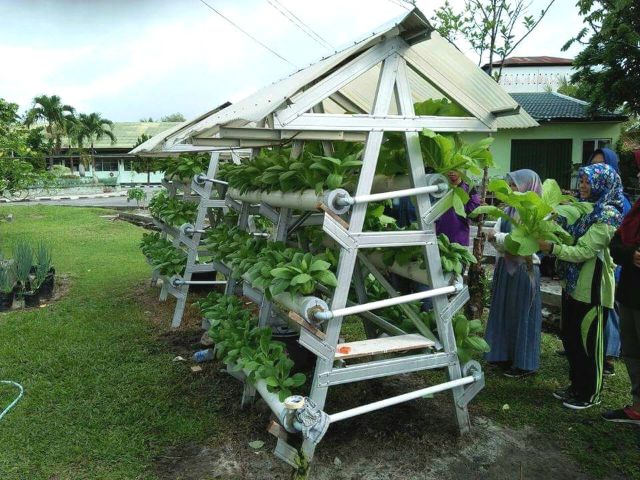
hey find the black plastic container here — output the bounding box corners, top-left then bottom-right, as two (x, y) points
(23, 291), (41, 308)
(0, 289), (15, 312)
(39, 268), (56, 299)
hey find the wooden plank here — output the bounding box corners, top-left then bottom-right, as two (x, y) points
(335, 334), (434, 360)
(288, 311), (326, 340)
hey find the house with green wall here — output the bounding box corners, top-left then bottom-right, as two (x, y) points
(465, 92), (627, 188)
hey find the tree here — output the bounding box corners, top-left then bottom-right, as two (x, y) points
(139, 117), (154, 122)
(160, 113), (186, 122)
(24, 94), (75, 169)
(563, 0), (640, 116)
(0, 98), (49, 198)
(74, 113), (116, 178)
(432, 0), (556, 80)
(555, 77), (589, 101)
(431, 0), (556, 317)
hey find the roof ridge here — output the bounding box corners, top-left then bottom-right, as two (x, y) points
(551, 91), (590, 106)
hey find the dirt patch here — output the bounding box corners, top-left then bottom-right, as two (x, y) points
(3, 274), (72, 313)
(138, 284), (610, 480)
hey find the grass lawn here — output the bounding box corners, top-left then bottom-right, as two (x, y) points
(0, 205), (638, 479)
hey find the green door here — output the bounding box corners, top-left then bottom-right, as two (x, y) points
(510, 139), (573, 188)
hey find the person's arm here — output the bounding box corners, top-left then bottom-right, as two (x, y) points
(464, 189), (481, 216)
(552, 223), (616, 264)
(609, 231), (637, 266)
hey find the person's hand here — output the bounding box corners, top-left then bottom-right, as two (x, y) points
(633, 250), (640, 269)
(538, 239), (553, 253)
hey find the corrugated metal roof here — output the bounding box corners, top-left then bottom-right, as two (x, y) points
(92, 121), (180, 148)
(510, 92), (627, 122)
(132, 8), (537, 155)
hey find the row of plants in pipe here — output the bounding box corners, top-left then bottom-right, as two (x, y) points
(162, 153), (211, 183)
(140, 232), (187, 276)
(0, 241), (54, 310)
(203, 224), (338, 298)
(219, 143), (363, 194)
(195, 292), (306, 401)
(363, 203), (477, 275)
(148, 190), (198, 228)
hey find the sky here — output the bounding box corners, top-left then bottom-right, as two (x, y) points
(0, 0), (585, 121)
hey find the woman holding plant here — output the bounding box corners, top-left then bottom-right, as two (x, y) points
(539, 163), (625, 410)
(485, 169), (543, 378)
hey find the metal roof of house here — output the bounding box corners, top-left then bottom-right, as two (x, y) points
(483, 56), (573, 68)
(132, 8), (537, 155)
(76, 121), (181, 149)
(510, 92), (628, 123)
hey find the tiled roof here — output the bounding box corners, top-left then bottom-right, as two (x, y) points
(484, 56), (573, 68)
(509, 92), (627, 123)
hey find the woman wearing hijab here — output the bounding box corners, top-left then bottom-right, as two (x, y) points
(590, 147), (633, 375)
(601, 157), (640, 425)
(485, 169), (543, 378)
(539, 163), (625, 410)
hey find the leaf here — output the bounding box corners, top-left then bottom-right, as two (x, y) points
(541, 178), (562, 207)
(291, 273), (313, 285)
(265, 376), (279, 387)
(464, 336), (491, 353)
(289, 372), (306, 387)
(249, 440), (265, 450)
(314, 269), (338, 287)
(271, 267), (294, 279)
(309, 259), (330, 272)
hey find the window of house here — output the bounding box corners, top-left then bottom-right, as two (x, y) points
(582, 139), (612, 164)
(94, 159), (119, 171)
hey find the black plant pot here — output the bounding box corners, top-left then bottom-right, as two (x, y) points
(0, 289), (15, 312)
(273, 329), (315, 372)
(39, 268), (56, 299)
(23, 290), (41, 308)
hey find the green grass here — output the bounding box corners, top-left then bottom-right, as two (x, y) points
(472, 332), (640, 479)
(0, 206), (221, 480)
(0, 205), (638, 479)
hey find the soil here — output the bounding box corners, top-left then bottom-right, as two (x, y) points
(140, 283), (610, 480)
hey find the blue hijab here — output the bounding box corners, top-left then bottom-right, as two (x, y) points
(561, 163), (625, 294)
(589, 148), (632, 215)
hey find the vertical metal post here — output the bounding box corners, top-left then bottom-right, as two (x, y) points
(394, 56), (470, 433)
(303, 52), (400, 459)
(170, 151), (221, 328)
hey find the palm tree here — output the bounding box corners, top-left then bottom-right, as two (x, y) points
(75, 113), (116, 178)
(24, 95), (75, 169)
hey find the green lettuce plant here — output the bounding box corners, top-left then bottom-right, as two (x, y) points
(471, 178), (593, 256)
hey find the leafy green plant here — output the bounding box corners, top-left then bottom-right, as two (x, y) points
(140, 232), (186, 276)
(199, 292), (306, 401)
(452, 313), (490, 363)
(0, 263), (15, 294)
(471, 178), (593, 256)
(13, 241), (33, 293)
(163, 153), (209, 182)
(127, 187), (146, 207)
(148, 190), (197, 227)
(32, 242), (52, 290)
(437, 234), (476, 275)
(268, 252), (337, 298)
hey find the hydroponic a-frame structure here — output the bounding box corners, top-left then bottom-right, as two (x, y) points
(133, 7), (536, 471)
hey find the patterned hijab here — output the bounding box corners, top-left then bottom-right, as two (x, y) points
(561, 163), (625, 294)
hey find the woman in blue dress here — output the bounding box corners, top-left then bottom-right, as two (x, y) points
(485, 169), (543, 378)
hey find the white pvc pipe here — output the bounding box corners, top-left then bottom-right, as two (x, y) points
(329, 375), (475, 423)
(346, 184), (445, 205)
(173, 280), (228, 286)
(314, 285), (458, 321)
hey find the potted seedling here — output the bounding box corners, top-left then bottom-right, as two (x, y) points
(0, 263), (16, 312)
(33, 242), (54, 300)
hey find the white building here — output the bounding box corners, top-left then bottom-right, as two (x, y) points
(483, 56), (574, 93)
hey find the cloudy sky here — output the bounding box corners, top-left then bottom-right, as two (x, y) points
(0, 0), (584, 121)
